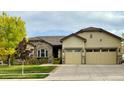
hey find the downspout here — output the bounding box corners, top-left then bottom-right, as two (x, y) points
(84, 41), (86, 64)
(81, 49), (83, 64)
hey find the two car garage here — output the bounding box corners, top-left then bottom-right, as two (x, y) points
(64, 48), (117, 65)
(61, 27), (122, 65)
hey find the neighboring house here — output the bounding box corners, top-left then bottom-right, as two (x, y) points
(61, 27), (123, 64)
(28, 36), (64, 63)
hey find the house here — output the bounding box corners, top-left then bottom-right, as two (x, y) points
(61, 27), (123, 64)
(28, 27), (123, 64)
(29, 36), (64, 62)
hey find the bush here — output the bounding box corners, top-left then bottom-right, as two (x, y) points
(39, 57), (48, 64)
(25, 57), (48, 65)
(0, 56), (7, 64)
(10, 56), (17, 65)
(53, 58), (62, 64)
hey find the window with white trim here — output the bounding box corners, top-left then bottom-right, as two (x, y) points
(37, 49), (48, 57)
(37, 50), (40, 57)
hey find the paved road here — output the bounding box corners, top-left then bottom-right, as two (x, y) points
(45, 65), (124, 81)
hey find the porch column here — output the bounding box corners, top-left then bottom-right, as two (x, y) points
(58, 49), (62, 58)
(62, 49), (65, 64)
(81, 42), (86, 64)
(83, 42), (86, 64)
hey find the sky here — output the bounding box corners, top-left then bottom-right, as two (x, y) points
(3, 11), (124, 37)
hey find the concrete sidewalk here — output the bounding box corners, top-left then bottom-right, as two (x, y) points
(45, 65), (124, 81)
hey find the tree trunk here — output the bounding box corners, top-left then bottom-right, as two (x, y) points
(7, 54), (11, 66)
(21, 59), (25, 75)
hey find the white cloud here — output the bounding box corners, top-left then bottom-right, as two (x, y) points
(5, 11), (124, 37)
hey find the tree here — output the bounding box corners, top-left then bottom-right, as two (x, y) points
(0, 12), (26, 66)
(16, 38), (30, 75)
(16, 37), (30, 60)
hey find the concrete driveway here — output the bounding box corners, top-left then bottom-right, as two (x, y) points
(45, 65), (124, 81)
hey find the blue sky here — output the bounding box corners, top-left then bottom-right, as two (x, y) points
(3, 11), (124, 37)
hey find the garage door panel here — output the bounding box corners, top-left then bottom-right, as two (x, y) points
(86, 51), (116, 65)
(86, 52), (100, 64)
(100, 52), (116, 64)
(65, 52), (81, 64)
(64, 49), (82, 64)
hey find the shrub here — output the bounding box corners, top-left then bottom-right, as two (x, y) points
(25, 57), (48, 65)
(39, 57), (48, 64)
(10, 56), (17, 65)
(25, 57), (37, 65)
(53, 58), (62, 64)
(0, 56), (7, 64)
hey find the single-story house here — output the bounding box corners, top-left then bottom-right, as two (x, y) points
(28, 27), (123, 64)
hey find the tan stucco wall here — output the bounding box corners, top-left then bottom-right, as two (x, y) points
(77, 31), (121, 48)
(62, 36), (85, 49)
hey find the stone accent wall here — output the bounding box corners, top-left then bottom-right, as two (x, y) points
(30, 41), (53, 63)
(26, 44), (35, 50)
(26, 44), (35, 57)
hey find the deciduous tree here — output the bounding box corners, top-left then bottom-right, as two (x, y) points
(0, 12), (26, 66)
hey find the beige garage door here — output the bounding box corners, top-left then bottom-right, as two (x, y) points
(86, 48), (117, 65)
(65, 49), (82, 64)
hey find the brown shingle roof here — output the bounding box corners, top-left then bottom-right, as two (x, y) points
(76, 27), (123, 40)
(29, 36), (65, 45)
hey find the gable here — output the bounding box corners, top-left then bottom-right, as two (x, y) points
(76, 27), (123, 40)
(62, 35), (85, 48)
(77, 31), (122, 48)
(61, 33), (86, 42)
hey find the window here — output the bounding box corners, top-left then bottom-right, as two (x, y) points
(37, 49), (48, 58)
(46, 50), (48, 57)
(90, 34), (93, 38)
(41, 49), (45, 57)
(86, 49), (100, 52)
(101, 49), (108, 52)
(74, 49), (81, 52)
(66, 49), (73, 52)
(86, 49), (92, 52)
(109, 48), (116, 52)
(37, 50), (40, 57)
(94, 49), (100, 52)
(65, 49), (81, 52)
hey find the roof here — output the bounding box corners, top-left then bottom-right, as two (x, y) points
(60, 33), (87, 42)
(76, 27), (123, 40)
(27, 42), (36, 47)
(29, 36), (65, 46)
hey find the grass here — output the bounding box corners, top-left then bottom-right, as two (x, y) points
(0, 65), (57, 79)
(0, 74), (49, 79)
(0, 65), (57, 74)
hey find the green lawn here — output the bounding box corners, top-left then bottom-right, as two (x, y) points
(0, 74), (49, 79)
(0, 65), (56, 74)
(0, 65), (56, 79)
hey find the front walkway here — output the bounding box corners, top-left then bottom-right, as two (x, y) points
(44, 64), (124, 81)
